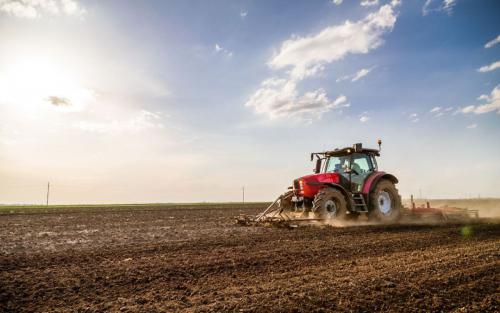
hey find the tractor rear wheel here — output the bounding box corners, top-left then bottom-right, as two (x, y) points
(369, 179), (402, 223)
(312, 188), (347, 220)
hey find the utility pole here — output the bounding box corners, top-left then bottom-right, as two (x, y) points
(46, 182), (50, 206)
(242, 186), (245, 204)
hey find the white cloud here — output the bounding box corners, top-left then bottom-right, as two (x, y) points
(359, 114), (370, 122)
(430, 106), (441, 113)
(245, 78), (349, 120)
(361, 0), (379, 7)
(268, 4), (398, 80)
(409, 113), (419, 123)
(466, 123), (477, 129)
(477, 94), (488, 101)
(460, 85), (500, 115)
(332, 0), (343, 5)
(422, 0), (456, 16)
(214, 43), (233, 58)
(240, 10), (247, 19)
(73, 110), (165, 134)
(0, 0), (84, 18)
(246, 3), (399, 120)
(477, 60), (500, 73)
(484, 35), (500, 49)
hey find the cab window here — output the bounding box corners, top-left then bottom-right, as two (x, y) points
(325, 156), (349, 173)
(351, 153), (372, 174)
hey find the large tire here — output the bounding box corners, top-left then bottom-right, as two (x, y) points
(369, 179), (402, 223)
(312, 188), (347, 220)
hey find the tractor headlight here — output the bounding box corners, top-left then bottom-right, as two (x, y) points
(299, 180), (304, 189)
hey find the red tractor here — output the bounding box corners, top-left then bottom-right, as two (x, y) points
(237, 141), (478, 227)
(241, 140), (403, 225)
(282, 140), (401, 222)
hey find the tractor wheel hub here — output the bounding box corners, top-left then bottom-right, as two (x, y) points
(325, 199), (338, 217)
(378, 191), (392, 215)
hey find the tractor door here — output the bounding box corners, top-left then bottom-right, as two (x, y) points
(349, 153), (374, 192)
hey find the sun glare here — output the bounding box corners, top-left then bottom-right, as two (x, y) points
(0, 54), (93, 115)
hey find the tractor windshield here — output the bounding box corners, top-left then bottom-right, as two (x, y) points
(325, 153), (377, 174)
(325, 156), (350, 174)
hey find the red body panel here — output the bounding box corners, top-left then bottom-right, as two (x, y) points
(295, 171), (387, 199)
(362, 171), (386, 195)
(296, 173), (340, 198)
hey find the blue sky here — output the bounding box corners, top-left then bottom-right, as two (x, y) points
(0, 0), (499, 203)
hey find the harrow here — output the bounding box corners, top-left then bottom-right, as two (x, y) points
(236, 194), (479, 228)
(235, 193), (323, 228)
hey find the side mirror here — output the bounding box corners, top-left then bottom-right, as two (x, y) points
(314, 158), (322, 174)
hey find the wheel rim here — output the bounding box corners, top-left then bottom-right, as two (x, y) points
(324, 199), (338, 218)
(378, 191), (392, 215)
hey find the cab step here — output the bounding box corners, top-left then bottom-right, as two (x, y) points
(352, 193), (368, 212)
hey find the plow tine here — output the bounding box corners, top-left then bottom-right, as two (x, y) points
(255, 196), (281, 221)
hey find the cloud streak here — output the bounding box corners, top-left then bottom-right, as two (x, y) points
(361, 0), (379, 7)
(460, 85), (500, 115)
(214, 43), (233, 58)
(477, 60), (500, 73)
(484, 35), (500, 49)
(73, 110), (165, 134)
(336, 67), (373, 82)
(422, 0), (456, 16)
(409, 113), (419, 123)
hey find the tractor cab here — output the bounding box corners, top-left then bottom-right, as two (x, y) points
(313, 143), (380, 193)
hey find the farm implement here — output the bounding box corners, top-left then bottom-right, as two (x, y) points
(237, 141), (479, 227)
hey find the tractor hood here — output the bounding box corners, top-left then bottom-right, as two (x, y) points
(294, 172), (340, 198)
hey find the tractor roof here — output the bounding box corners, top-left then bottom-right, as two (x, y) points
(324, 147), (380, 157)
(310, 143), (380, 160)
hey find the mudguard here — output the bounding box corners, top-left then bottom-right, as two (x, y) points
(362, 171), (398, 195)
(307, 181), (354, 212)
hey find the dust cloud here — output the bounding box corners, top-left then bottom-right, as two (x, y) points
(406, 198), (500, 218)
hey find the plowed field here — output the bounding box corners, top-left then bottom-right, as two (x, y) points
(1, 204), (499, 312)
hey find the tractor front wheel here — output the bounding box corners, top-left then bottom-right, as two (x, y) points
(369, 179), (402, 223)
(312, 188), (347, 220)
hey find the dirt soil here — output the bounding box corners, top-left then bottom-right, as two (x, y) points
(1, 204), (499, 312)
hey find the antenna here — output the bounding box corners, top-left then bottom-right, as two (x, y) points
(242, 186), (245, 204)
